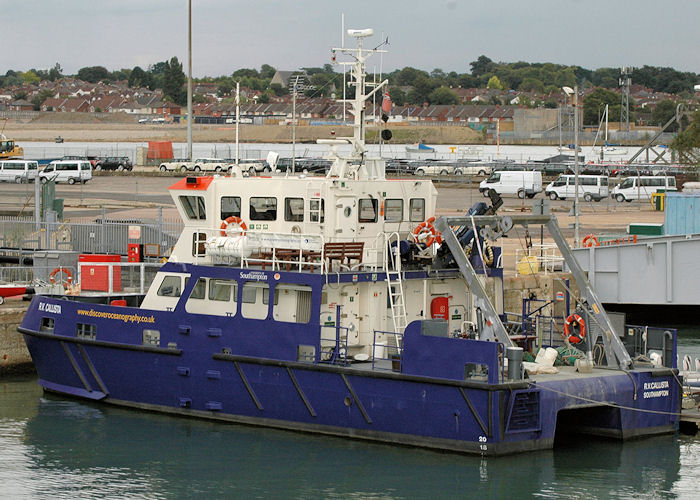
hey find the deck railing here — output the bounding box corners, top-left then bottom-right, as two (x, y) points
(371, 330), (404, 372)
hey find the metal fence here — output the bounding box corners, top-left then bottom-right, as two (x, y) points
(0, 214), (183, 256)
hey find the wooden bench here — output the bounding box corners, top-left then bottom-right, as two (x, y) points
(322, 241), (364, 271)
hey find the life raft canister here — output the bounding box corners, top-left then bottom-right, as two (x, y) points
(413, 216), (442, 247)
(220, 216), (247, 236)
(564, 313), (586, 344)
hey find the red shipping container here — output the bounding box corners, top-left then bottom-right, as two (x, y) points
(79, 254), (122, 292)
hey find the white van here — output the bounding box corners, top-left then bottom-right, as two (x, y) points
(611, 176), (676, 202)
(39, 160), (93, 184)
(0, 160), (39, 183)
(479, 170), (542, 198)
(545, 175), (609, 202)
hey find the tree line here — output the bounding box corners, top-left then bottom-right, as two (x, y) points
(2, 55), (697, 127)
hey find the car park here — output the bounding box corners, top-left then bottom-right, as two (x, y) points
(94, 156), (133, 171)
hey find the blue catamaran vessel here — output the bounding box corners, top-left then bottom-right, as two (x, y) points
(19, 29), (680, 455)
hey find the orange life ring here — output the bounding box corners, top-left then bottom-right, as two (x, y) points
(582, 234), (599, 248)
(413, 217), (442, 247)
(564, 313), (586, 344)
(49, 267), (72, 287)
(220, 216), (247, 236)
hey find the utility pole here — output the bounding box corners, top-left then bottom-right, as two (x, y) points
(235, 81), (240, 166)
(291, 76), (301, 174)
(619, 67), (631, 134)
(186, 0), (193, 160)
(574, 85), (580, 248)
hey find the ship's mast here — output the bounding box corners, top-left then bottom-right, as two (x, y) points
(331, 29), (388, 160)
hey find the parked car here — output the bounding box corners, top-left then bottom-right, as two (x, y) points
(40, 160), (92, 184)
(545, 175), (609, 202)
(611, 176), (677, 202)
(479, 170), (542, 198)
(453, 162), (491, 176)
(95, 156), (133, 171)
(62, 155), (100, 168)
(159, 159), (194, 172)
(0, 160), (39, 183)
(413, 160), (455, 176)
(192, 158), (231, 172)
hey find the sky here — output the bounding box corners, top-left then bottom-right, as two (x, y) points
(2, 0), (699, 78)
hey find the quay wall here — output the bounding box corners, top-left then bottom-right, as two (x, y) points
(0, 304), (33, 375)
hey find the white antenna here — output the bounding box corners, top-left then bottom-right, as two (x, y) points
(331, 27), (388, 159)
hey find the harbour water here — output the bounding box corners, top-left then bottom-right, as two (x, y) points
(2, 330), (699, 499)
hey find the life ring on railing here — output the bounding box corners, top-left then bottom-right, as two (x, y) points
(564, 313), (586, 344)
(481, 241), (494, 266)
(220, 216), (247, 236)
(582, 234), (599, 248)
(413, 217), (442, 247)
(49, 267), (72, 287)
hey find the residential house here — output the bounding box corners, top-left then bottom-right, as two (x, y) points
(9, 99), (34, 111)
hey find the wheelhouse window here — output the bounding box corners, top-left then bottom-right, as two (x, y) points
(250, 197), (277, 221)
(384, 199), (403, 222)
(284, 197), (304, 222)
(221, 196), (241, 219)
(180, 195), (206, 220)
(157, 275), (182, 297)
(409, 198), (425, 222)
(358, 198), (378, 223)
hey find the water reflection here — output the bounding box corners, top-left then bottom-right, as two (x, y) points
(1, 376), (698, 499)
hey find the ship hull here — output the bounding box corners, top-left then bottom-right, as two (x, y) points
(20, 294), (679, 456)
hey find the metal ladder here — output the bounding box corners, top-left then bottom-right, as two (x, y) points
(385, 234), (407, 333)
